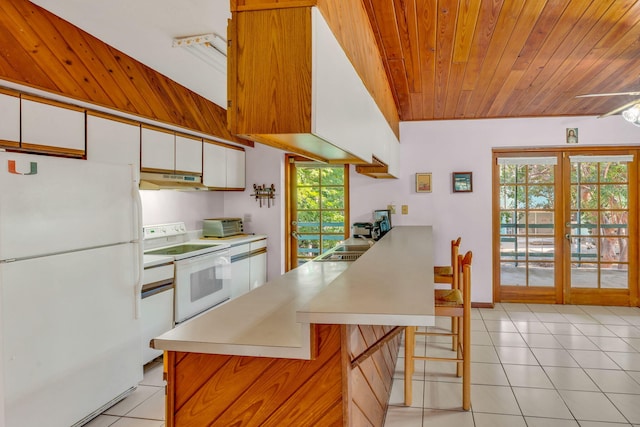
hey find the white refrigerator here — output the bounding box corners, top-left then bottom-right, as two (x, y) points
(0, 151), (144, 427)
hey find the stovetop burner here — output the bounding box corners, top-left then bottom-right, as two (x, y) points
(145, 243), (222, 256)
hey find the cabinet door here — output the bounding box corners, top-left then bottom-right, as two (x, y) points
(0, 92), (20, 147)
(202, 142), (227, 187)
(141, 288), (174, 364)
(21, 98), (85, 155)
(231, 257), (251, 298)
(87, 115), (141, 181)
(250, 252), (267, 290)
(226, 147), (246, 189)
(175, 135), (202, 174)
(141, 127), (175, 171)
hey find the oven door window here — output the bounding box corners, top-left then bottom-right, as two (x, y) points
(190, 267), (223, 302)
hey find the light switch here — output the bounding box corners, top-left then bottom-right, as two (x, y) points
(387, 204), (396, 214)
(401, 205), (408, 215)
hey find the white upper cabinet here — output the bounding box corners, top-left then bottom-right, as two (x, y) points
(226, 147), (246, 189)
(86, 114), (141, 181)
(175, 135), (202, 174)
(141, 127), (175, 172)
(21, 97), (85, 155)
(0, 92), (20, 146)
(142, 128), (203, 174)
(202, 142), (226, 188)
(202, 141), (245, 189)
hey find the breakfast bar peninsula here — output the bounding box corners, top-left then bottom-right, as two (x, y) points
(151, 226), (435, 426)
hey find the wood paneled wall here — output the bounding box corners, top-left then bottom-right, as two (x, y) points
(0, 0), (249, 146)
(164, 323), (402, 426)
(345, 325), (402, 426)
(166, 324), (345, 426)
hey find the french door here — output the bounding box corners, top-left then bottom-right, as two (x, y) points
(493, 148), (638, 306)
(285, 155), (349, 270)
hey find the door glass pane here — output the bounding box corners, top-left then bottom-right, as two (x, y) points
(571, 162), (598, 183)
(601, 265), (628, 289)
(528, 185), (554, 208)
(498, 161), (556, 289)
(529, 262), (554, 287)
(571, 264), (598, 288)
(292, 164), (347, 266)
(501, 262), (526, 286)
(528, 164), (554, 183)
(599, 185), (628, 209)
(570, 159), (629, 290)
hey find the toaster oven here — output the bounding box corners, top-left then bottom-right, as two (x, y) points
(203, 218), (244, 238)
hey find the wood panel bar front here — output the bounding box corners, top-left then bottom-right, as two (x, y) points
(163, 323), (402, 426)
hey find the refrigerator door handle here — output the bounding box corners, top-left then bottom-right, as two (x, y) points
(132, 171), (144, 319)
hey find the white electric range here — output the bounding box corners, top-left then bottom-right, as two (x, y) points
(143, 222), (231, 323)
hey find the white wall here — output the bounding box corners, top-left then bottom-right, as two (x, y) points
(140, 115), (639, 301)
(140, 190), (224, 231)
(223, 144), (287, 280)
(351, 115), (640, 304)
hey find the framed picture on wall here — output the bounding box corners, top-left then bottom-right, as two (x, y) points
(416, 173), (432, 193)
(452, 172), (473, 193)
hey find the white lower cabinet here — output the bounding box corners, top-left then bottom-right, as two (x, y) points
(231, 257), (251, 298)
(230, 239), (267, 298)
(141, 287), (174, 364)
(249, 240), (267, 290)
(250, 251), (267, 290)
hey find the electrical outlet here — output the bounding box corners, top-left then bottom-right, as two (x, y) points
(401, 205), (408, 215)
(387, 204), (396, 214)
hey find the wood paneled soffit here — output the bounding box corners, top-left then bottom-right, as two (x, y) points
(232, 0), (400, 138)
(0, 0), (250, 146)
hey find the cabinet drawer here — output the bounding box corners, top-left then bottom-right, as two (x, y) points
(230, 243), (251, 257)
(250, 239), (267, 251)
(144, 264), (174, 285)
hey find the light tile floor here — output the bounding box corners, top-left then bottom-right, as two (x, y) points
(385, 303), (640, 427)
(84, 303), (640, 426)
(84, 361), (165, 427)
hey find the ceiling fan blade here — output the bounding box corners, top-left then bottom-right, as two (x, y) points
(577, 91), (640, 98)
(598, 98), (640, 118)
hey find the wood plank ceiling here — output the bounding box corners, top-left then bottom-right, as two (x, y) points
(363, 0), (640, 121)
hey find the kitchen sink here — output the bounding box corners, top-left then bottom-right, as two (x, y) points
(316, 251), (364, 262)
(333, 244), (372, 252)
(314, 242), (371, 262)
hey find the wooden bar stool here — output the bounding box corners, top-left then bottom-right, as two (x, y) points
(433, 237), (461, 285)
(404, 251), (472, 410)
(433, 237), (461, 351)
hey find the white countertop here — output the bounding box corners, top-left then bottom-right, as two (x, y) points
(143, 254), (174, 268)
(152, 226), (434, 360)
(198, 234), (267, 246)
(296, 226), (435, 325)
